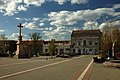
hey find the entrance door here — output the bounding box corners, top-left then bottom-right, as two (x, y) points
(78, 49), (81, 55)
(60, 49), (64, 54)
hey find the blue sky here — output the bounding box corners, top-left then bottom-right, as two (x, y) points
(0, 0), (120, 40)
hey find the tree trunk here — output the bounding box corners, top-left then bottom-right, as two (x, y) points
(112, 42), (115, 58)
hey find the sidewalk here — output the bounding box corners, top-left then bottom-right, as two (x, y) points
(89, 61), (120, 80)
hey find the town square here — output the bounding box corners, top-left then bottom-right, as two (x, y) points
(0, 0), (120, 80)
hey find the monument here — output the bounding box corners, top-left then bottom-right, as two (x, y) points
(16, 23), (24, 58)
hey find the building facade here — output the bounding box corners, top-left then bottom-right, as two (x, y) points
(71, 30), (102, 55)
(0, 40), (17, 57)
(43, 40), (71, 55)
(21, 40), (43, 57)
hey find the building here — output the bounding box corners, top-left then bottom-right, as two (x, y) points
(71, 30), (102, 55)
(21, 40), (43, 57)
(0, 40), (17, 57)
(43, 40), (71, 55)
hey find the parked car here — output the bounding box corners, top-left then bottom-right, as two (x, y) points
(93, 52), (108, 63)
(56, 53), (70, 58)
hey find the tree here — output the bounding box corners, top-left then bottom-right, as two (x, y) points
(0, 34), (7, 40)
(29, 33), (41, 41)
(111, 27), (120, 57)
(115, 34), (120, 53)
(0, 34), (8, 56)
(48, 39), (56, 56)
(29, 33), (42, 57)
(101, 22), (120, 58)
(101, 25), (112, 54)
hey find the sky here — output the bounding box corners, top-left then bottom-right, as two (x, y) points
(0, 0), (120, 40)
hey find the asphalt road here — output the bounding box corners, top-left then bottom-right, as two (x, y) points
(0, 55), (93, 80)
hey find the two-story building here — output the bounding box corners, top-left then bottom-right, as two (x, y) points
(43, 40), (71, 55)
(71, 30), (102, 55)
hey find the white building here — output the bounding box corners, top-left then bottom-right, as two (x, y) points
(43, 40), (71, 55)
(71, 30), (102, 55)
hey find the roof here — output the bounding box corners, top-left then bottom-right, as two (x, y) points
(43, 40), (71, 44)
(71, 29), (102, 37)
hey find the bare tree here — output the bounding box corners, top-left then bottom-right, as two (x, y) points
(111, 27), (120, 57)
(29, 33), (42, 57)
(102, 25), (112, 54)
(0, 34), (8, 56)
(29, 33), (41, 41)
(101, 22), (120, 58)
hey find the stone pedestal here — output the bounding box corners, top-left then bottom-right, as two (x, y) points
(16, 41), (23, 58)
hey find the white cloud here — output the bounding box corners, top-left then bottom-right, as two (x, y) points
(99, 22), (107, 30)
(111, 20), (120, 27)
(23, 22), (38, 30)
(8, 33), (19, 40)
(113, 12), (120, 16)
(42, 28), (68, 40)
(83, 21), (99, 30)
(32, 17), (40, 21)
(71, 0), (89, 4)
(48, 11), (77, 27)
(48, 8), (114, 27)
(0, 0), (115, 16)
(15, 17), (46, 30)
(0, 27), (5, 32)
(15, 17), (40, 22)
(99, 20), (120, 31)
(42, 26), (79, 40)
(0, 0), (45, 16)
(15, 17), (21, 20)
(24, 0), (45, 6)
(22, 22), (44, 30)
(0, 29), (5, 32)
(39, 23), (44, 26)
(113, 4), (120, 9)
(55, 0), (89, 4)
(17, 5), (27, 11)
(8, 33), (28, 40)
(55, 0), (67, 5)
(49, 27), (53, 30)
(4, 1), (18, 16)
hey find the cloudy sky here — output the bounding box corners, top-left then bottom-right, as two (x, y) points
(0, 0), (120, 40)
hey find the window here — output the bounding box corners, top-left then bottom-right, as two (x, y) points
(45, 49), (48, 52)
(95, 42), (98, 45)
(73, 43), (75, 45)
(83, 40), (86, 45)
(89, 41), (92, 45)
(73, 49), (75, 53)
(79, 41), (81, 45)
(66, 48), (70, 51)
(56, 49), (58, 53)
(89, 49), (92, 51)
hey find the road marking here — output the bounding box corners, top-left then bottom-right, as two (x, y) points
(0, 58), (72, 79)
(0, 60), (45, 67)
(77, 59), (93, 80)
